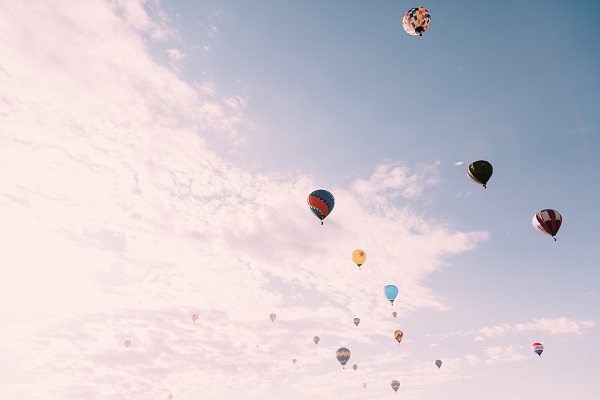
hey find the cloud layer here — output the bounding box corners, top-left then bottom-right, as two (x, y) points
(1, 2), (593, 400)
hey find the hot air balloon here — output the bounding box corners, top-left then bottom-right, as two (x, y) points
(307, 189), (335, 225)
(292, 359), (297, 364)
(532, 342), (544, 357)
(402, 6), (430, 36)
(394, 330), (404, 344)
(313, 336), (320, 346)
(352, 249), (366, 269)
(168, 395), (173, 400)
(467, 160), (493, 188)
(269, 313), (276, 323)
(363, 383), (367, 389)
(124, 340), (131, 348)
(392, 312), (397, 318)
(435, 359), (442, 369)
(336, 347), (351, 368)
(391, 380), (400, 393)
(191, 314), (198, 322)
(353, 317), (361, 327)
(353, 364), (358, 371)
(532, 209), (562, 241)
(384, 285), (399, 305)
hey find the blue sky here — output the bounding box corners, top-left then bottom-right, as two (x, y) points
(1, 1), (599, 399)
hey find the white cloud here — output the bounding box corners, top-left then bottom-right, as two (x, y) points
(167, 48), (186, 62)
(484, 345), (528, 364)
(440, 317), (595, 342)
(351, 163), (439, 208)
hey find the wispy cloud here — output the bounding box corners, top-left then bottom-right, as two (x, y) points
(167, 48), (186, 62)
(440, 317), (595, 342)
(484, 345), (528, 364)
(351, 163), (439, 207)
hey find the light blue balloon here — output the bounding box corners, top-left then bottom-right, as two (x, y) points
(384, 285), (398, 305)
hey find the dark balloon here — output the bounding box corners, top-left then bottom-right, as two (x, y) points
(467, 160), (493, 188)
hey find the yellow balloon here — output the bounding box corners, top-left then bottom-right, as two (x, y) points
(352, 249), (367, 268)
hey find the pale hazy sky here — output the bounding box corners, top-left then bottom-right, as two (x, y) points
(1, 1), (599, 399)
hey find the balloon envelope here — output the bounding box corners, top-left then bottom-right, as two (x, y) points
(352, 249), (366, 268)
(394, 330), (404, 344)
(363, 383), (367, 389)
(336, 347), (351, 368)
(168, 395), (173, 400)
(392, 312), (397, 318)
(384, 285), (399, 305)
(353, 364), (358, 371)
(292, 359), (297, 364)
(467, 160), (493, 188)
(313, 336), (320, 345)
(191, 314), (198, 322)
(402, 6), (430, 36)
(435, 359), (442, 368)
(124, 340), (131, 348)
(391, 380), (400, 392)
(532, 342), (544, 357)
(269, 313), (276, 322)
(307, 189), (335, 223)
(353, 317), (360, 326)
(532, 209), (562, 240)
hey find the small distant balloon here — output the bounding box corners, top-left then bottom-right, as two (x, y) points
(392, 311), (397, 318)
(124, 340), (131, 348)
(313, 336), (320, 345)
(391, 380), (400, 393)
(168, 395), (173, 400)
(352, 249), (366, 269)
(394, 330), (404, 344)
(532, 342), (544, 357)
(292, 359), (297, 364)
(353, 364), (358, 371)
(353, 317), (360, 327)
(336, 347), (351, 368)
(384, 285), (399, 305)
(467, 160), (493, 188)
(191, 314), (198, 322)
(269, 313), (276, 323)
(363, 383), (367, 389)
(435, 359), (442, 369)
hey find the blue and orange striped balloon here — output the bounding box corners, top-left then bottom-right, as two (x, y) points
(307, 189), (335, 224)
(335, 347), (351, 368)
(391, 380), (400, 392)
